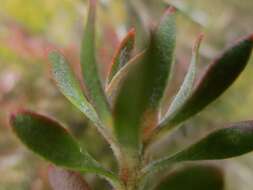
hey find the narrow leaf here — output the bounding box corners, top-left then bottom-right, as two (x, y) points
(166, 34), (203, 119)
(156, 164), (224, 190)
(145, 7), (176, 110)
(81, 0), (112, 126)
(144, 121), (253, 173)
(142, 7), (177, 139)
(106, 51), (144, 105)
(113, 60), (144, 151)
(113, 8), (176, 150)
(107, 28), (135, 83)
(159, 34), (253, 129)
(48, 51), (101, 128)
(48, 166), (91, 190)
(10, 110), (119, 184)
(49, 51), (122, 165)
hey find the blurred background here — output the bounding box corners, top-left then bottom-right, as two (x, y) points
(0, 0), (252, 189)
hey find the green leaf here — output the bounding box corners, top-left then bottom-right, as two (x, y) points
(107, 28), (135, 83)
(165, 34), (203, 120)
(80, 0), (112, 126)
(49, 51), (122, 165)
(156, 164), (224, 190)
(10, 110), (119, 185)
(145, 7), (176, 110)
(48, 51), (101, 129)
(159, 34), (253, 129)
(113, 8), (176, 150)
(106, 51), (144, 105)
(113, 59), (144, 151)
(48, 166), (92, 190)
(144, 120), (253, 173)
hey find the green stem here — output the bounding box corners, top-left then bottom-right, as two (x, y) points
(117, 148), (143, 190)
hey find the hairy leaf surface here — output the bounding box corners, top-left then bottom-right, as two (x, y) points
(49, 52), (101, 128)
(166, 34), (203, 120)
(80, 0), (112, 126)
(10, 110), (118, 182)
(144, 121), (253, 173)
(159, 34), (253, 129)
(107, 28), (135, 83)
(114, 9), (176, 150)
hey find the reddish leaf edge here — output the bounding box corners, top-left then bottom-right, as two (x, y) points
(166, 32), (253, 126)
(162, 6), (176, 19)
(9, 108), (70, 134)
(146, 32), (253, 152)
(193, 33), (204, 52)
(107, 28), (136, 83)
(110, 28), (135, 65)
(211, 32), (253, 62)
(149, 6), (176, 33)
(10, 109), (124, 189)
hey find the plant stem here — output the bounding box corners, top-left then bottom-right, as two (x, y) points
(117, 149), (142, 190)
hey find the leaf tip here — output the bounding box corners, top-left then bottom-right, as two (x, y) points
(233, 33), (253, 46)
(48, 50), (57, 55)
(122, 28), (136, 45)
(9, 108), (30, 130)
(47, 50), (63, 66)
(44, 46), (57, 58)
(193, 33), (204, 52)
(160, 6), (176, 24)
(9, 108), (26, 121)
(10, 110), (70, 136)
(164, 6), (177, 15)
(128, 28), (136, 38)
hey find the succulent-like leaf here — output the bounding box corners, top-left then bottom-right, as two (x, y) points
(142, 7), (177, 139)
(48, 166), (91, 190)
(48, 51), (101, 128)
(113, 60), (144, 151)
(144, 121), (253, 173)
(156, 164), (224, 190)
(145, 7), (176, 110)
(159, 34), (253, 129)
(106, 51), (144, 105)
(80, 0), (112, 126)
(107, 28), (135, 83)
(49, 51), (122, 164)
(166, 34), (203, 120)
(10, 110), (119, 184)
(113, 8), (176, 150)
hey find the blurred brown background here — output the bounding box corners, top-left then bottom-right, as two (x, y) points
(0, 0), (252, 189)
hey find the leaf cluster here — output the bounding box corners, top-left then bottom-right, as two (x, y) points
(10, 0), (253, 189)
